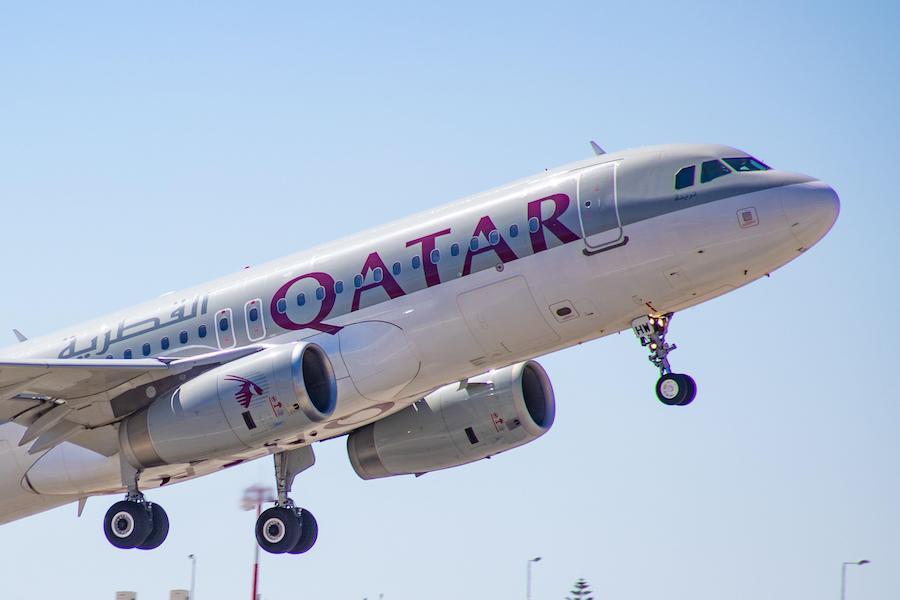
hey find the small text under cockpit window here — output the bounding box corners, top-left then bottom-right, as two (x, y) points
(700, 160), (731, 183)
(723, 157), (770, 172)
(675, 166), (695, 190)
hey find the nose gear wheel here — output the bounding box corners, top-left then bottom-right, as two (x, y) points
(632, 313), (697, 406)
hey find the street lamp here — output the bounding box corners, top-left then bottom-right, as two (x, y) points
(242, 484), (274, 600)
(187, 554), (196, 600)
(841, 559), (870, 600)
(526, 557), (542, 600)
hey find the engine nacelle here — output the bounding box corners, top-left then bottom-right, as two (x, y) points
(120, 342), (336, 468)
(347, 361), (555, 479)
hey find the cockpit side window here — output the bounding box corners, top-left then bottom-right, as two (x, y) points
(675, 166), (695, 190)
(723, 157), (770, 172)
(700, 160), (732, 183)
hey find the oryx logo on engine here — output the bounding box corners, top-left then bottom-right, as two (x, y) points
(224, 375), (263, 409)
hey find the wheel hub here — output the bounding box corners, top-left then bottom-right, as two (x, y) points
(112, 512), (134, 538)
(659, 378), (680, 400)
(263, 518), (286, 543)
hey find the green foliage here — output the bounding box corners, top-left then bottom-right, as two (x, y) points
(565, 577), (594, 600)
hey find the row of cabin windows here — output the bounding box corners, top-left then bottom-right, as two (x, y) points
(119, 323), (209, 358)
(674, 157), (770, 190)
(121, 218), (551, 354)
(269, 220), (545, 314)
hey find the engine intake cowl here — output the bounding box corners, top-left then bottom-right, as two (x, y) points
(347, 361), (555, 479)
(120, 342), (336, 468)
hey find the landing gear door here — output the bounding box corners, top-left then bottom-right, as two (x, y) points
(577, 162), (623, 250)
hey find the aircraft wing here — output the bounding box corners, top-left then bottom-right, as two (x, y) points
(0, 346), (267, 456)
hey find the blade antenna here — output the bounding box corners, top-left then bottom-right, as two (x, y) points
(590, 140), (606, 156)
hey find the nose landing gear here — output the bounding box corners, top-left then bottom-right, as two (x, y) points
(255, 446), (319, 555)
(632, 313), (697, 406)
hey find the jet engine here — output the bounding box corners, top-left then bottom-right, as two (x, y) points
(119, 342), (336, 468)
(347, 361), (555, 479)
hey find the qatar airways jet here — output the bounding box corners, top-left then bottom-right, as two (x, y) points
(0, 143), (838, 554)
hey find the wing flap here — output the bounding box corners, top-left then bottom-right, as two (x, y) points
(18, 404), (72, 446)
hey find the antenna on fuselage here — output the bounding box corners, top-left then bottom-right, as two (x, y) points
(590, 140), (606, 156)
(12, 329), (26, 342)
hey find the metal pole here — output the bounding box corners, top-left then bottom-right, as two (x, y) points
(526, 557), (541, 600)
(252, 501), (261, 600)
(526, 561), (532, 600)
(188, 554), (196, 600)
(841, 563), (847, 600)
(243, 485), (273, 600)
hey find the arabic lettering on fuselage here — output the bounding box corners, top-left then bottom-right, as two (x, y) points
(58, 295), (208, 359)
(58, 193), (581, 357)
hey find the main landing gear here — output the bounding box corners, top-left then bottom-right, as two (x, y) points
(255, 446), (319, 555)
(103, 468), (169, 550)
(632, 313), (697, 406)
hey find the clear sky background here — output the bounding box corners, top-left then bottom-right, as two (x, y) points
(0, 2), (898, 599)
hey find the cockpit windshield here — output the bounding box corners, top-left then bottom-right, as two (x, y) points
(723, 157), (770, 172)
(673, 155), (772, 190)
(700, 159), (731, 183)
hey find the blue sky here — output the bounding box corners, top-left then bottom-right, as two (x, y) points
(1, 1), (898, 599)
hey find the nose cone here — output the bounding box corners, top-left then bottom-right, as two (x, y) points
(782, 180), (840, 249)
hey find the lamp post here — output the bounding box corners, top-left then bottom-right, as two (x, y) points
(841, 559), (870, 600)
(242, 485), (274, 600)
(187, 554), (196, 600)
(526, 556), (541, 600)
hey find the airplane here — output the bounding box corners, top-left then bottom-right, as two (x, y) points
(0, 143), (839, 554)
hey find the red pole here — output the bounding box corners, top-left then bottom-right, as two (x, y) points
(251, 501), (261, 600)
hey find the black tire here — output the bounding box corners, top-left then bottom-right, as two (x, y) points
(137, 503), (170, 550)
(656, 373), (690, 406)
(256, 507), (302, 554)
(104, 501), (153, 549)
(287, 508), (318, 555)
(678, 374), (697, 406)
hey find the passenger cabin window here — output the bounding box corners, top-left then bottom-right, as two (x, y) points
(315, 286), (325, 300)
(411, 255), (421, 269)
(430, 249), (440, 264)
(296, 293), (306, 306)
(392, 261), (402, 275)
(161, 337), (170, 350)
(179, 330), (189, 344)
(450, 243), (460, 256)
(469, 237), (480, 251)
(124, 349), (132, 359)
(723, 157), (770, 172)
(509, 224), (519, 238)
(198, 324), (207, 338)
(353, 274), (364, 288)
(488, 230), (500, 246)
(334, 280), (344, 294)
(142, 343), (151, 356)
(700, 160), (732, 183)
(373, 267), (383, 283)
(528, 217), (540, 233)
(675, 166), (695, 190)
(248, 307), (259, 322)
(219, 316), (229, 332)
(276, 298), (287, 314)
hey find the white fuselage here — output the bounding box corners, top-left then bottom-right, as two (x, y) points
(0, 143), (839, 524)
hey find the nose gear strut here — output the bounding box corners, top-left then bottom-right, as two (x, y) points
(632, 313), (697, 406)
